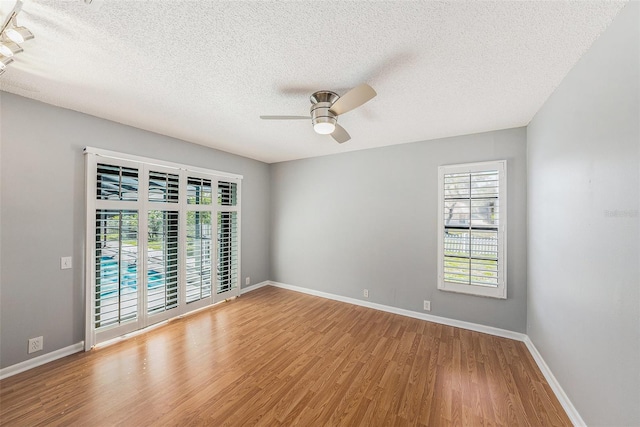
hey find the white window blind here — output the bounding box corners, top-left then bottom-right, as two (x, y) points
(186, 210), (212, 303)
(217, 211), (238, 294)
(187, 177), (212, 205)
(94, 209), (139, 328)
(218, 181), (237, 206)
(147, 210), (179, 314)
(149, 171), (179, 203)
(438, 161), (506, 299)
(97, 163), (138, 201)
(217, 181), (238, 294)
(185, 175), (214, 304)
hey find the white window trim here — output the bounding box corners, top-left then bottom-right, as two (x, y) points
(437, 160), (507, 299)
(84, 147), (242, 349)
(83, 147), (243, 180)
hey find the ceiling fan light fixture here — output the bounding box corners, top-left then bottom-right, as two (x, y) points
(310, 93), (339, 135)
(313, 120), (336, 135)
(0, 1), (34, 77)
(0, 41), (23, 57)
(0, 54), (14, 74)
(4, 26), (33, 44)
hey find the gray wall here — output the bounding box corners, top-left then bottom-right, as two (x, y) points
(0, 93), (271, 369)
(527, 2), (639, 425)
(271, 127), (527, 332)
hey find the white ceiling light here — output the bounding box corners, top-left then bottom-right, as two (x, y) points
(313, 121), (336, 135)
(0, 0), (33, 76)
(0, 54), (14, 76)
(0, 40), (23, 57)
(4, 26), (33, 44)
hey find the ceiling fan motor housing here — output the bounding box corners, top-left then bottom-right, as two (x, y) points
(310, 91), (339, 131)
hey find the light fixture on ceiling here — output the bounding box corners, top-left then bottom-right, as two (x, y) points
(0, 0), (33, 76)
(310, 91), (338, 135)
(5, 26), (33, 44)
(0, 40), (23, 57)
(0, 54), (14, 73)
(313, 120), (336, 135)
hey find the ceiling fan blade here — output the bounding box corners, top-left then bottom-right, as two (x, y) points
(331, 124), (351, 144)
(329, 84), (377, 116)
(260, 115), (310, 120)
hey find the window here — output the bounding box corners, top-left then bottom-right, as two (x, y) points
(96, 163), (138, 201)
(186, 210), (212, 303)
(148, 171), (179, 203)
(85, 148), (242, 348)
(217, 181), (238, 294)
(94, 209), (139, 328)
(217, 212), (238, 294)
(437, 160), (506, 299)
(147, 210), (179, 314)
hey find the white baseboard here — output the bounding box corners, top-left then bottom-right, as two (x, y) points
(240, 280), (271, 295)
(268, 281), (526, 341)
(267, 280), (583, 426)
(523, 336), (585, 427)
(0, 342), (84, 380)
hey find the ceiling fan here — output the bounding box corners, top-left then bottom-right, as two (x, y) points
(260, 83), (377, 144)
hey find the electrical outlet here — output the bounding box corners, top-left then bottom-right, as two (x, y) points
(363, 289), (369, 298)
(245, 277), (250, 286)
(61, 256), (72, 270)
(28, 336), (43, 354)
(423, 300), (431, 311)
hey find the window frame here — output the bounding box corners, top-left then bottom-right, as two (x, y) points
(437, 160), (507, 299)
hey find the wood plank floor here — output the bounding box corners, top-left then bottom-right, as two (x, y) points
(0, 286), (571, 426)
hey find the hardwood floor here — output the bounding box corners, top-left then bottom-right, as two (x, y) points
(0, 286), (571, 426)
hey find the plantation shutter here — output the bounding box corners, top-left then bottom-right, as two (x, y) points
(147, 211), (179, 313)
(147, 170), (180, 313)
(438, 161), (506, 299)
(443, 170), (500, 286)
(185, 176), (213, 303)
(97, 163), (138, 201)
(217, 182), (238, 294)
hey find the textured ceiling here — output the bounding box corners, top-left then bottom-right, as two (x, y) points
(0, 0), (628, 163)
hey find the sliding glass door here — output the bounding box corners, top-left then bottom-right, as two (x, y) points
(85, 150), (241, 348)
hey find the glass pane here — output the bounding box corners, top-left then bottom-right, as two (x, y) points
(218, 181), (237, 206)
(443, 229), (499, 287)
(444, 256), (470, 284)
(470, 199), (499, 227)
(444, 229), (469, 258)
(97, 164), (138, 201)
(444, 173), (470, 199)
(217, 211), (238, 294)
(95, 210), (138, 329)
(186, 211), (212, 303)
(148, 211), (179, 314)
(149, 171), (179, 203)
(187, 177), (212, 205)
(470, 170), (499, 198)
(470, 230), (498, 287)
(470, 258), (499, 286)
(470, 230), (498, 259)
(443, 200), (469, 227)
